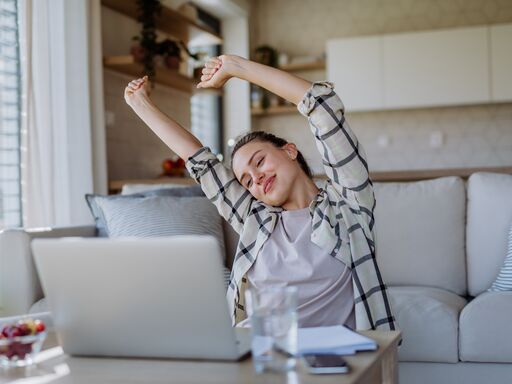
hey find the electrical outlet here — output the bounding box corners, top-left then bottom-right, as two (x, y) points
(377, 134), (390, 148)
(429, 131), (443, 148)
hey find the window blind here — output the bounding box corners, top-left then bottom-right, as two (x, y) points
(0, 0), (21, 228)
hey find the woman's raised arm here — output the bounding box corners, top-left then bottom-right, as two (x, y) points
(124, 76), (202, 161)
(197, 55), (311, 106)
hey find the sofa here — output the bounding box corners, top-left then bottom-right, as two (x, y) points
(1, 172), (511, 384)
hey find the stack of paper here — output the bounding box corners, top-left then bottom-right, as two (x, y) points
(297, 325), (377, 355)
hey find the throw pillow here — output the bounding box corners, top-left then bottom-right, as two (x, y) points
(488, 221), (512, 291)
(85, 185), (205, 237)
(93, 195), (225, 257)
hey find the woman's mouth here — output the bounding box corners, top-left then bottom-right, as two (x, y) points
(264, 176), (275, 194)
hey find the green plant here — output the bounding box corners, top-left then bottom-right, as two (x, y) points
(136, 0), (162, 79)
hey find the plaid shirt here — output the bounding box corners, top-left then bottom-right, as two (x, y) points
(186, 81), (399, 332)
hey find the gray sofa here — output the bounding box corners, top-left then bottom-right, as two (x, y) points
(1, 172), (511, 384)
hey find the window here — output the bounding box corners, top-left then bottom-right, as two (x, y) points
(189, 8), (223, 159)
(0, 0), (21, 228)
(191, 44), (223, 157)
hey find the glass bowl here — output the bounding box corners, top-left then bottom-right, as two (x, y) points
(0, 331), (47, 367)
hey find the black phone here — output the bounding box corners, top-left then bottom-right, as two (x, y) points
(303, 353), (350, 374)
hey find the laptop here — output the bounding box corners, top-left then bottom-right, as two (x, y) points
(31, 236), (251, 361)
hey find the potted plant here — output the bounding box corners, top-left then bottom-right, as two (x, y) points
(135, 0), (161, 79)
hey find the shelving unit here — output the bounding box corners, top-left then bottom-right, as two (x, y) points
(251, 59), (325, 117)
(101, 0), (222, 46)
(101, 0), (222, 92)
(103, 55), (196, 93)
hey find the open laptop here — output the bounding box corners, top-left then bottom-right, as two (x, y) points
(31, 236), (251, 361)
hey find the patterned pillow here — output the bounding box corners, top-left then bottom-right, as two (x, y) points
(86, 193), (231, 289)
(488, 222), (512, 292)
(85, 185), (205, 237)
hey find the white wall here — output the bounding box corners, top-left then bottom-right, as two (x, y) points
(250, 0), (512, 172)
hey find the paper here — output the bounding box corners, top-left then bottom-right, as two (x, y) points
(297, 325), (377, 355)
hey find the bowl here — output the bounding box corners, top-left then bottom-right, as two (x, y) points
(0, 319), (47, 368)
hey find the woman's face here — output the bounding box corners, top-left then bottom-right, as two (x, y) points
(232, 140), (301, 206)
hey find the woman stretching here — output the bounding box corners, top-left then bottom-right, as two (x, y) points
(124, 54), (398, 332)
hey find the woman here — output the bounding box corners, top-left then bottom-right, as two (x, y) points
(124, 54), (398, 332)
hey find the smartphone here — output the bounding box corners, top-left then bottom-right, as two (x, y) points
(303, 353), (350, 374)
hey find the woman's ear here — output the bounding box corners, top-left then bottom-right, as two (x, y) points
(282, 143), (298, 160)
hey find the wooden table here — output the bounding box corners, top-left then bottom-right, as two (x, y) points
(1, 330), (401, 384)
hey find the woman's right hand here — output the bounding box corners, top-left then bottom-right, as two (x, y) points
(124, 75), (150, 108)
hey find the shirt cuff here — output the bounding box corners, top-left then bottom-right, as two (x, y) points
(297, 81), (336, 117)
(185, 146), (217, 182)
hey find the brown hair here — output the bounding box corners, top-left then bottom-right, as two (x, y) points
(231, 131), (313, 178)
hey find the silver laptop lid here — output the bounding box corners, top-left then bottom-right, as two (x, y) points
(32, 236), (246, 360)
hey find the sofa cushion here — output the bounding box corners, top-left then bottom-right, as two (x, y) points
(374, 177), (467, 296)
(467, 172), (512, 296)
(86, 185), (205, 237)
(93, 195), (225, 259)
(459, 291), (512, 362)
(489, 221), (512, 291)
(388, 286), (466, 363)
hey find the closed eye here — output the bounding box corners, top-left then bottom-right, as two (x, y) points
(257, 157), (264, 166)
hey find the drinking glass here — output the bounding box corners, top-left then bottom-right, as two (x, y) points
(246, 286), (298, 373)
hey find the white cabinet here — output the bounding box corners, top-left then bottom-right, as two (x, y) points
(327, 24), (511, 111)
(383, 27), (489, 109)
(490, 24), (512, 102)
(326, 36), (383, 111)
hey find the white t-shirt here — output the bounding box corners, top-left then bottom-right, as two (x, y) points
(237, 207), (356, 329)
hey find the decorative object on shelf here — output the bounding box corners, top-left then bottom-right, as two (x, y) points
(251, 84), (263, 109)
(130, 36), (146, 63)
(254, 45), (279, 110)
(278, 52), (289, 68)
(161, 157), (186, 177)
(155, 38), (182, 69)
(254, 45), (278, 67)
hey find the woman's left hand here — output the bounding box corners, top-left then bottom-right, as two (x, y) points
(196, 55), (239, 89)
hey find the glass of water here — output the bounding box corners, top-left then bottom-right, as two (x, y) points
(246, 286), (298, 373)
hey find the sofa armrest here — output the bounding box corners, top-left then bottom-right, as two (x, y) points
(0, 225), (96, 317)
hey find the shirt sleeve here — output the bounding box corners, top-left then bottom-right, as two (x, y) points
(297, 81), (376, 227)
(186, 147), (254, 234)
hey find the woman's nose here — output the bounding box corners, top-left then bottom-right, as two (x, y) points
(254, 172), (265, 185)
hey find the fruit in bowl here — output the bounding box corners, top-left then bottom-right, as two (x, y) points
(0, 318), (47, 367)
(162, 157), (186, 177)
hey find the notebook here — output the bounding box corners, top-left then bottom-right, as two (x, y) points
(298, 325), (378, 355)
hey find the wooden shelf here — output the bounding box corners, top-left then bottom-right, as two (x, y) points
(251, 105), (297, 116)
(279, 60), (326, 72)
(102, 0), (222, 47)
(103, 55), (197, 93)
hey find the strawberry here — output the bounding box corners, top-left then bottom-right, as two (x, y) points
(35, 320), (46, 333)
